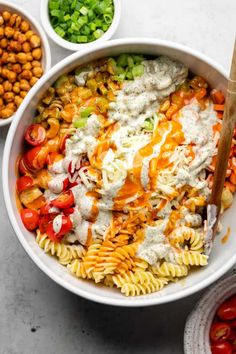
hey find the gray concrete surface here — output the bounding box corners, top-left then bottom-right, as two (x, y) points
(0, 0), (236, 353)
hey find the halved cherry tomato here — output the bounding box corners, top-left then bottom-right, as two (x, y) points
(217, 301), (236, 321)
(63, 207), (74, 216)
(24, 146), (47, 171)
(17, 176), (34, 193)
(25, 124), (46, 146)
(230, 321), (236, 329)
(228, 328), (236, 342)
(18, 156), (33, 175)
(211, 342), (232, 354)
(40, 203), (59, 215)
(210, 322), (231, 342)
(59, 134), (71, 153)
(51, 190), (74, 209)
(38, 214), (56, 233)
(20, 208), (39, 231)
(46, 215), (72, 242)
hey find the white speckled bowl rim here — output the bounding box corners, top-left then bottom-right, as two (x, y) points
(184, 271), (236, 354)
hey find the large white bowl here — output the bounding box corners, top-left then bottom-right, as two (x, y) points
(3, 38), (235, 307)
(0, 0), (51, 127)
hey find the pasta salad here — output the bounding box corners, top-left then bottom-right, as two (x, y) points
(16, 54), (236, 296)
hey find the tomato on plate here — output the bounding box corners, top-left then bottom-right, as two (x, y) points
(51, 190), (74, 209)
(25, 124), (46, 146)
(46, 215), (72, 242)
(217, 300), (236, 321)
(20, 208), (39, 231)
(18, 156), (34, 175)
(210, 322), (231, 342)
(24, 146), (47, 171)
(17, 176), (34, 193)
(211, 342), (232, 354)
(40, 203), (59, 215)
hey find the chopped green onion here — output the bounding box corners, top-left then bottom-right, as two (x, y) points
(48, 0), (114, 44)
(80, 107), (93, 118)
(132, 64), (144, 78)
(73, 117), (88, 128)
(143, 119), (154, 131)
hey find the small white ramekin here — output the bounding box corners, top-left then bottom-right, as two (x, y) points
(40, 0), (121, 51)
(0, 1), (51, 127)
(184, 272), (236, 354)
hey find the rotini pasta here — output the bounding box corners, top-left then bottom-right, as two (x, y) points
(17, 54), (235, 296)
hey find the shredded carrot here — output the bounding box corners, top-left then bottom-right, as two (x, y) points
(230, 172), (236, 185)
(210, 89), (225, 105)
(224, 181), (236, 193)
(214, 104), (225, 111)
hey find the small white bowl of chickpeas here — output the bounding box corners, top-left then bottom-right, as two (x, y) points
(0, 1), (51, 127)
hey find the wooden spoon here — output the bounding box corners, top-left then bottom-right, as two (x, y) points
(208, 39), (236, 241)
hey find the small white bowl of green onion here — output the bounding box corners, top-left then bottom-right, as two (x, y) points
(40, 0), (121, 51)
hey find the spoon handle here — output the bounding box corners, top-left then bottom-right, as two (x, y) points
(209, 40), (236, 218)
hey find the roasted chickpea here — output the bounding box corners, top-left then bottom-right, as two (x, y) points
(0, 84), (4, 96)
(0, 15), (4, 26)
(32, 48), (42, 60)
(20, 91), (27, 98)
(0, 27), (4, 39)
(0, 107), (14, 119)
(9, 13), (18, 27)
(26, 53), (33, 61)
(25, 30), (33, 40)
(22, 41), (31, 53)
(1, 68), (9, 78)
(19, 79), (30, 91)
(20, 20), (30, 33)
(0, 98), (3, 107)
(32, 66), (43, 78)
(8, 40), (22, 52)
(22, 62), (32, 70)
(30, 35), (41, 49)
(16, 52), (27, 64)
(14, 95), (23, 107)
(3, 80), (12, 92)
(3, 91), (14, 102)
(17, 33), (27, 44)
(7, 53), (16, 63)
(1, 52), (8, 63)
(6, 102), (16, 110)
(29, 76), (38, 86)
(7, 71), (17, 83)
(13, 82), (20, 94)
(0, 38), (8, 48)
(31, 60), (41, 68)
(0, 48), (2, 56)
(4, 26), (15, 38)
(15, 15), (22, 28)
(12, 63), (22, 74)
(2, 11), (11, 22)
(20, 70), (32, 80)
(13, 30), (20, 40)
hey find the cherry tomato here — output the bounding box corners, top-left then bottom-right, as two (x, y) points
(16, 176), (34, 193)
(46, 216), (72, 242)
(228, 329), (236, 342)
(38, 214), (55, 233)
(40, 203), (59, 215)
(211, 342), (232, 354)
(20, 208), (39, 231)
(51, 190), (74, 209)
(25, 124), (46, 146)
(62, 177), (69, 191)
(210, 322), (231, 342)
(24, 146), (47, 171)
(59, 134), (71, 153)
(230, 321), (236, 329)
(217, 301), (236, 321)
(18, 156), (33, 175)
(63, 207), (74, 216)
